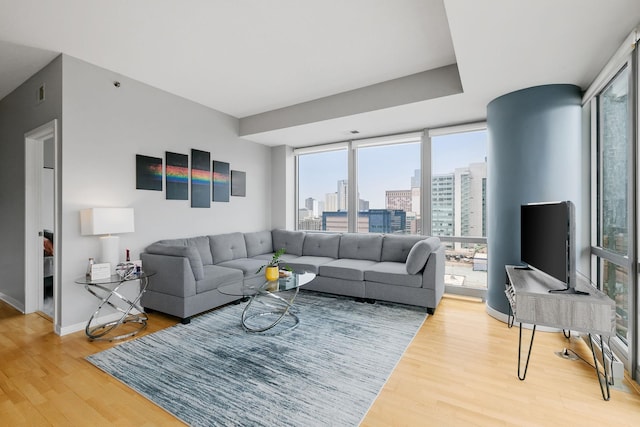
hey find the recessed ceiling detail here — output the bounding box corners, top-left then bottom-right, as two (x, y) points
(0, 1), (639, 147)
(239, 65), (462, 138)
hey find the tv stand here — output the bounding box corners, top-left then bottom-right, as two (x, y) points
(504, 265), (616, 400)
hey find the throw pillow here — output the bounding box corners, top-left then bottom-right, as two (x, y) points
(405, 237), (440, 275)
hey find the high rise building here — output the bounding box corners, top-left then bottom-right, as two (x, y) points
(385, 190), (412, 211)
(298, 217), (322, 231)
(304, 197), (315, 211)
(298, 208), (311, 220)
(337, 179), (348, 211)
(325, 192), (338, 212)
(322, 211), (368, 232)
(454, 162), (487, 245)
(411, 187), (421, 215)
(411, 169), (421, 189)
(368, 209), (406, 234)
(322, 210), (403, 233)
(431, 173), (455, 237)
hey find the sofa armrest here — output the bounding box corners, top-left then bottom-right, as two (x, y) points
(140, 253), (197, 298)
(421, 244), (445, 301)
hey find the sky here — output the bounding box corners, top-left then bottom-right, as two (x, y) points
(298, 130), (487, 208)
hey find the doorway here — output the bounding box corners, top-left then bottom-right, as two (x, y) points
(25, 119), (59, 328)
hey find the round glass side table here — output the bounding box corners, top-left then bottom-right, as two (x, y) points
(75, 271), (155, 341)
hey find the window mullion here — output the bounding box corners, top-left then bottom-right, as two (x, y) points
(348, 141), (357, 233)
(422, 131), (432, 236)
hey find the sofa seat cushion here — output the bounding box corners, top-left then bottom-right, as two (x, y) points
(285, 256), (336, 274)
(364, 262), (423, 288)
(196, 265), (244, 293)
(319, 259), (377, 281)
(217, 258), (267, 276)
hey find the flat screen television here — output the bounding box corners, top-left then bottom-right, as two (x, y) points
(520, 201), (585, 294)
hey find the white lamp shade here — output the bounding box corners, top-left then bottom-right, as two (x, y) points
(80, 208), (135, 236)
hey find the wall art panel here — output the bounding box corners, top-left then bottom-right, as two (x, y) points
(166, 151), (189, 200)
(136, 155), (162, 191)
(191, 149), (211, 208)
(212, 160), (230, 202)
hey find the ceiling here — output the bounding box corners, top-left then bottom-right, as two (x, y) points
(0, 0), (639, 147)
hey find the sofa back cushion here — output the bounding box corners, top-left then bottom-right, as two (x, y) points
(157, 235), (213, 266)
(381, 235), (425, 263)
(244, 231), (274, 257)
(145, 243), (205, 281)
(209, 232), (248, 263)
(303, 233), (340, 258)
(406, 237), (441, 274)
(272, 229), (306, 256)
(339, 233), (383, 261)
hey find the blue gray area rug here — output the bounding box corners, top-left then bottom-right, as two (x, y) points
(87, 291), (427, 426)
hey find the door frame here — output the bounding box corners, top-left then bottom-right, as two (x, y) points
(25, 119), (59, 328)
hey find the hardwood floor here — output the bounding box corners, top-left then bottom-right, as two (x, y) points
(1, 295), (639, 426)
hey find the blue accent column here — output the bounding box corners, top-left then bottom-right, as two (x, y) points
(486, 84), (582, 316)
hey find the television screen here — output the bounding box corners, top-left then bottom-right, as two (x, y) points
(521, 201), (573, 286)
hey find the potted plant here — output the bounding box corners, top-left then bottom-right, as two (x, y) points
(256, 248), (286, 281)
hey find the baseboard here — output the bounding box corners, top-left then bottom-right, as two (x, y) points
(0, 292), (25, 313)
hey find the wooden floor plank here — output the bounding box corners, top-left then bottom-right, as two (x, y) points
(1, 296), (639, 426)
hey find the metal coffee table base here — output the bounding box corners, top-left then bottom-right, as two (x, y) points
(241, 287), (300, 333)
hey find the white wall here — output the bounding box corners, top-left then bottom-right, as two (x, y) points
(270, 145), (295, 229)
(59, 55), (272, 331)
(0, 56), (62, 310)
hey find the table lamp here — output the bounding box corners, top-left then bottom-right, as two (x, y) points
(80, 208), (135, 272)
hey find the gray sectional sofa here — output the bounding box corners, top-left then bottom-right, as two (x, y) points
(141, 229), (445, 323)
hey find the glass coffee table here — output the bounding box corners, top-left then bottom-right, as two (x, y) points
(218, 272), (315, 334)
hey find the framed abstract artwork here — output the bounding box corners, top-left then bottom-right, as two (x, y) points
(165, 152), (189, 200)
(191, 149), (211, 208)
(231, 170), (246, 197)
(136, 155), (162, 191)
(212, 160), (230, 202)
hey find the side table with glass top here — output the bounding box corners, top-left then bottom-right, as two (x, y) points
(74, 271), (155, 341)
(218, 272), (315, 334)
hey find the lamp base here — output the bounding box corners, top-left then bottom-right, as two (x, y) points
(100, 235), (120, 273)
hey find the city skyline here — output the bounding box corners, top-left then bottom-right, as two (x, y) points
(297, 131), (486, 209)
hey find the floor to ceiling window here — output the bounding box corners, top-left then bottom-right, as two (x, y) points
(294, 125), (487, 299)
(430, 127), (488, 297)
(596, 66), (631, 345)
(587, 30), (638, 379)
(296, 145), (348, 232)
(355, 137), (421, 235)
